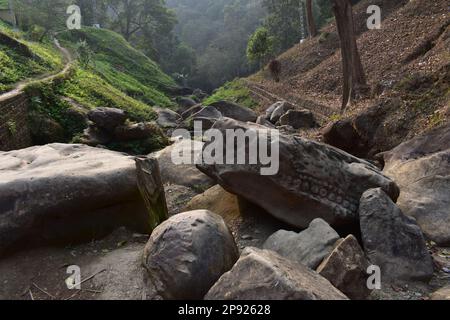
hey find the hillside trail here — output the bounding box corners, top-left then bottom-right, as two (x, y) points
(0, 38), (73, 101)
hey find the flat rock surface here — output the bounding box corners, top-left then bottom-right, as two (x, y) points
(0, 144), (149, 255)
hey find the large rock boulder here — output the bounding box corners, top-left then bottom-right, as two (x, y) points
(263, 219), (340, 269)
(188, 106), (223, 130)
(256, 116), (276, 128)
(383, 124), (450, 246)
(317, 235), (370, 300)
(264, 101), (285, 120)
(0, 144), (151, 256)
(114, 122), (161, 141)
(142, 210), (239, 300)
(87, 107), (127, 132)
(197, 118), (399, 229)
(270, 101), (293, 124)
(154, 108), (181, 129)
(359, 188), (434, 282)
(176, 97), (197, 112)
(322, 119), (367, 157)
(279, 109), (317, 129)
(205, 247), (348, 300)
(180, 104), (204, 120)
(80, 125), (112, 146)
(208, 101), (257, 123)
(151, 139), (215, 192)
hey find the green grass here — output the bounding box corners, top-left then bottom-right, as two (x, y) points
(0, 23), (63, 93)
(59, 68), (157, 121)
(0, 0), (9, 10)
(58, 27), (176, 108)
(203, 79), (257, 109)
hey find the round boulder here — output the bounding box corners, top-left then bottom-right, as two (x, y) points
(142, 210), (239, 300)
(88, 107), (127, 132)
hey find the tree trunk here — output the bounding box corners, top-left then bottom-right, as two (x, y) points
(332, 0), (367, 112)
(135, 157), (168, 231)
(306, 0), (317, 38)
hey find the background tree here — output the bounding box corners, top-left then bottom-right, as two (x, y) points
(246, 26), (274, 67)
(13, 0), (71, 40)
(331, 0), (366, 111)
(306, 0), (317, 37)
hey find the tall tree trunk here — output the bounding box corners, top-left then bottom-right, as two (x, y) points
(332, 0), (367, 112)
(306, 0), (317, 37)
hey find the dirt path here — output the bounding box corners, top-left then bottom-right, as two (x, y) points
(0, 38), (73, 101)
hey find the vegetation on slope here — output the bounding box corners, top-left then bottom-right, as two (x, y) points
(203, 79), (257, 109)
(58, 27), (176, 108)
(0, 22), (63, 93)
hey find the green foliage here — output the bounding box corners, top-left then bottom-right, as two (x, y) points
(0, 22), (63, 93)
(204, 79), (257, 109)
(6, 120), (17, 135)
(0, 0), (9, 10)
(59, 28), (175, 108)
(247, 27), (274, 65)
(75, 40), (93, 68)
(59, 68), (157, 121)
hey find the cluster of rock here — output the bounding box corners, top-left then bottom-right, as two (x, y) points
(80, 107), (167, 153)
(257, 101), (318, 132)
(154, 99), (259, 133)
(0, 98), (447, 300)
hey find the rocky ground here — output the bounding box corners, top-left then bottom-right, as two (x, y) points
(0, 0), (449, 301)
(0, 102), (448, 300)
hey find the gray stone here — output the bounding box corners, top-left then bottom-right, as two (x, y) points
(322, 119), (367, 157)
(359, 188), (434, 282)
(263, 218), (340, 269)
(180, 104), (204, 120)
(264, 101), (284, 120)
(142, 210), (239, 300)
(205, 247), (348, 300)
(317, 235), (371, 300)
(177, 97), (197, 111)
(154, 108), (181, 128)
(256, 116), (276, 128)
(270, 101), (293, 123)
(383, 124), (450, 246)
(114, 122), (161, 141)
(151, 139), (215, 191)
(208, 101), (257, 122)
(189, 106), (223, 130)
(87, 107), (127, 132)
(197, 118), (399, 229)
(0, 144), (151, 256)
(279, 109), (317, 129)
(80, 125), (112, 146)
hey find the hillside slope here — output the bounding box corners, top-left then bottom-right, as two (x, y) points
(0, 23), (177, 149)
(59, 28), (176, 108)
(245, 0), (449, 155)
